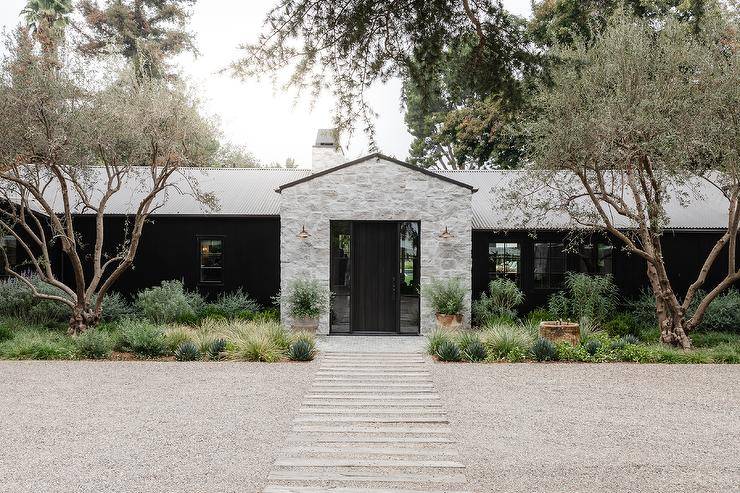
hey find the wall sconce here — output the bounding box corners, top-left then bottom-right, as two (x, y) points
(297, 225), (311, 240)
(439, 226), (454, 239)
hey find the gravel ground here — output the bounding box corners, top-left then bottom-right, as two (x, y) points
(0, 361), (316, 493)
(431, 362), (740, 493)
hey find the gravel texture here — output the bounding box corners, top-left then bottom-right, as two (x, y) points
(431, 362), (740, 493)
(0, 361), (316, 493)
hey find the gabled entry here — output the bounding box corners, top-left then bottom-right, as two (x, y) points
(330, 221), (420, 334)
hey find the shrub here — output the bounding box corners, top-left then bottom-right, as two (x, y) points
(289, 338), (317, 361)
(531, 337), (558, 361)
(135, 280), (204, 324)
(280, 279), (330, 319)
(426, 330), (452, 356)
(472, 278), (523, 325)
(97, 292), (134, 322)
(207, 338), (227, 360)
(75, 329), (112, 359)
(0, 323), (13, 343)
(436, 340), (462, 362)
(0, 330), (76, 359)
(116, 319), (166, 357)
(691, 331), (739, 348)
(174, 341), (200, 361)
(556, 342), (590, 362)
(463, 340), (487, 362)
(202, 289), (261, 320)
(226, 320), (292, 362)
(621, 334), (640, 345)
(456, 331), (481, 353)
(422, 278), (465, 315)
(627, 289), (659, 330)
(164, 327), (194, 353)
(548, 273), (618, 326)
(584, 339), (602, 356)
(232, 332), (283, 362)
(0, 276), (71, 326)
(526, 308), (553, 326)
(482, 323), (534, 360)
(698, 289), (740, 333)
(604, 313), (639, 338)
(609, 338), (627, 351)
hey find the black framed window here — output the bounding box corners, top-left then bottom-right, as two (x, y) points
(579, 242), (614, 275)
(534, 242), (566, 289)
(199, 238), (223, 283)
(488, 242), (520, 284)
(1, 235), (17, 270)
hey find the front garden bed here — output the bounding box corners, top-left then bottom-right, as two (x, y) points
(0, 278), (317, 362)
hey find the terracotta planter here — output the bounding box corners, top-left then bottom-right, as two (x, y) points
(291, 316), (319, 334)
(435, 313), (463, 331)
(539, 321), (580, 346)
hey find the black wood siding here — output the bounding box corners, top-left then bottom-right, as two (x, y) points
(472, 229), (740, 313)
(60, 216), (281, 306)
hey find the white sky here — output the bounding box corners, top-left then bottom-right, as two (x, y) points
(0, 1), (533, 167)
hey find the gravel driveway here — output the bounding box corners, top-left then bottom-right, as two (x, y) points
(1, 361), (738, 492)
(431, 363), (740, 493)
(0, 361), (315, 493)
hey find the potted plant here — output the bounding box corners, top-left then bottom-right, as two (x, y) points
(281, 278), (330, 333)
(423, 278), (466, 330)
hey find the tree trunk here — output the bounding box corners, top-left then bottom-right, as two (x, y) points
(647, 263), (693, 349)
(68, 303), (100, 335)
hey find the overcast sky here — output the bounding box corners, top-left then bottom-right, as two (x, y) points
(0, 1), (533, 167)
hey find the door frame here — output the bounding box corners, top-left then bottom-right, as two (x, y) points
(329, 220), (421, 335)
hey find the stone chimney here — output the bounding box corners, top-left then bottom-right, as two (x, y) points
(312, 128), (345, 173)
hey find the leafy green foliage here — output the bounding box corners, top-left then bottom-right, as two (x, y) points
(280, 279), (330, 319)
(115, 319), (166, 358)
(75, 329), (112, 359)
(164, 327), (193, 353)
(97, 292), (135, 322)
(531, 337), (558, 361)
(472, 278), (524, 325)
(426, 330), (452, 356)
(202, 289), (261, 320)
(556, 342), (590, 362)
(174, 341), (200, 361)
(436, 340), (462, 362)
(423, 278), (466, 315)
(135, 280), (204, 325)
(604, 313), (640, 338)
(526, 308), (554, 326)
(697, 289), (740, 333)
(584, 339), (602, 356)
(547, 273), (618, 326)
(0, 322), (13, 343)
(0, 276), (71, 327)
(288, 338), (317, 361)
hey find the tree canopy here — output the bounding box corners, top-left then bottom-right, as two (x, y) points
(519, 9), (739, 348)
(77, 0), (197, 79)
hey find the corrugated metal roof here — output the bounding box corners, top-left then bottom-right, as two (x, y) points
(33, 167), (310, 216)
(437, 169), (730, 230)
(25, 161), (730, 229)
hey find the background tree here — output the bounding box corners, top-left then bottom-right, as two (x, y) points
(77, 0), (197, 79)
(21, 0), (73, 65)
(0, 31), (218, 334)
(520, 10), (739, 348)
(233, 0), (538, 168)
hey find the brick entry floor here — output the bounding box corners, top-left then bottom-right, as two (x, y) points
(262, 350), (472, 493)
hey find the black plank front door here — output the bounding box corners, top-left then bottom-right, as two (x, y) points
(351, 222), (398, 332)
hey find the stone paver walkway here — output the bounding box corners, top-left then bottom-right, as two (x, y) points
(263, 351), (471, 493)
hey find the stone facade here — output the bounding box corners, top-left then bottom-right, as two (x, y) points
(279, 155), (473, 335)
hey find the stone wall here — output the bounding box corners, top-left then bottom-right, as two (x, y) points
(279, 155), (473, 334)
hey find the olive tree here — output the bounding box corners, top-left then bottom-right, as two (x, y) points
(0, 30), (218, 334)
(520, 11), (738, 348)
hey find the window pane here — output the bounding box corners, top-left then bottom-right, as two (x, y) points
(200, 239), (223, 283)
(597, 244), (614, 275)
(533, 242), (565, 289)
(488, 241), (520, 285)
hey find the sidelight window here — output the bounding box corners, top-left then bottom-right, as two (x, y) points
(199, 238), (223, 283)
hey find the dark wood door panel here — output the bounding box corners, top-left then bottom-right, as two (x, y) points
(351, 222), (398, 332)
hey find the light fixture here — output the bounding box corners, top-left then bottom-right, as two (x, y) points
(297, 225), (311, 240)
(439, 226), (454, 239)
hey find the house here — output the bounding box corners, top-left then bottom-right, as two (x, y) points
(3, 130), (735, 335)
